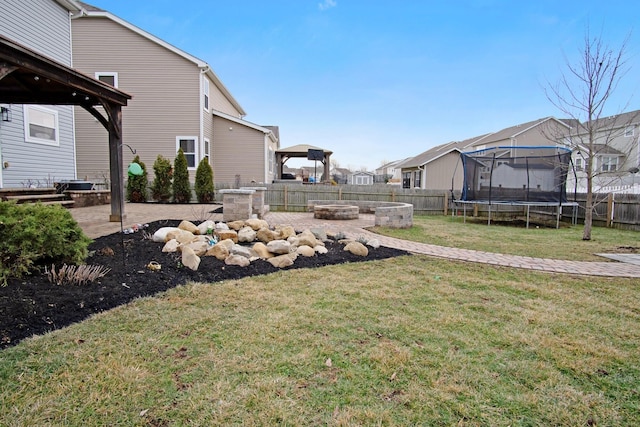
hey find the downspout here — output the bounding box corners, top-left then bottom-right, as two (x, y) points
(199, 67), (209, 165)
(417, 165), (425, 189)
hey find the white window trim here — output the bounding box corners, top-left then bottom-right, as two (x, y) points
(624, 126), (634, 137)
(203, 137), (210, 162)
(95, 72), (118, 88)
(23, 105), (59, 146)
(203, 78), (210, 112)
(176, 136), (199, 170)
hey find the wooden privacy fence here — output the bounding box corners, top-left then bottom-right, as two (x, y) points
(214, 184), (640, 230)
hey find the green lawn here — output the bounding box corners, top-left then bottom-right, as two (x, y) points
(1, 256), (639, 426)
(369, 215), (640, 261)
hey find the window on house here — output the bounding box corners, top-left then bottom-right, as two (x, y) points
(600, 156), (619, 172)
(203, 78), (210, 111)
(355, 175), (368, 185)
(203, 138), (210, 162)
(269, 147), (274, 174)
(574, 157), (584, 172)
(23, 105), (59, 146)
(624, 126), (634, 137)
(176, 136), (198, 169)
(414, 170), (421, 188)
(95, 72), (118, 87)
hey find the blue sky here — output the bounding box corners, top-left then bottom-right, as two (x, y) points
(86, 0), (640, 171)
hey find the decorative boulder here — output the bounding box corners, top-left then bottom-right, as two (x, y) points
(206, 242), (230, 260)
(344, 241), (368, 257)
(275, 225), (295, 240)
(215, 222), (230, 232)
(166, 229), (196, 244)
(231, 244), (253, 259)
(257, 227), (279, 243)
(215, 229), (238, 243)
(267, 240), (292, 255)
(183, 241), (209, 257)
(367, 239), (381, 249)
(268, 254), (294, 268)
(297, 229), (319, 248)
(162, 239), (180, 253)
(310, 227), (328, 242)
(252, 242), (274, 259)
(197, 220), (215, 235)
(225, 254), (251, 267)
(296, 245), (316, 257)
(246, 218), (269, 231)
(238, 226), (257, 243)
(227, 220), (246, 231)
(178, 220), (200, 235)
(314, 245), (328, 255)
(152, 227), (180, 243)
(181, 246), (201, 271)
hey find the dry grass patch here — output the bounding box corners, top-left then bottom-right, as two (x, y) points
(1, 256), (639, 425)
(369, 215), (640, 261)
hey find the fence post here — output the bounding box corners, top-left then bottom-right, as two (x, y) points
(391, 189), (396, 202)
(339, 187), (342, 200)
(606, 193), (613, 227)
(443, 192), (448, 216)
(284, 185), (288, 211)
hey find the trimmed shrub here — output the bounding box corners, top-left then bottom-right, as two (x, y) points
(126, 155), (148, 202)
(151, 154), (173, 202)
(195, 158), (215, 203)
(0, 202), (92, 285)
(173, 148), (192, 203)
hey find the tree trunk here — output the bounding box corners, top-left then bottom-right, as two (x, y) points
(583, 175), (593, 240)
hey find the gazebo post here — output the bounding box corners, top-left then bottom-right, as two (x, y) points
(107, 105), (126, 222)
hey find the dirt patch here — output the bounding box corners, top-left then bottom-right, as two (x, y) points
(0, 219), (409, 349)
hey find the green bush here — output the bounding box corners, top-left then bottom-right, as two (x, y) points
(172, 148), (192, 203)
(151, 154), (172, 202)
(195, 158), (215, 203)
(126, 155), (148, 203)
(0, 202), (92, 285)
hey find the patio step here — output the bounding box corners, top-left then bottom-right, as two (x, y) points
(1, 188), (74, 208)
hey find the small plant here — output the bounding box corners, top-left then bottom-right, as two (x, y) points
(151, 155), (172, 202)
(173, 148), (192, 203)
(0, 202), (92, 285)
(126, 155), (148, 203)
(46, 264), (111, 286)
(194, 158), (215, 203)
(190, 204), (213, 223)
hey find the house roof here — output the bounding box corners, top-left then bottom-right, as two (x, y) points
(574, 109), (640, 133)
(75, 2), (246, 116)
(55, 0), (84, 12)
(474, 117), (571, 146)
(212, 110), (278, 143)
(398, 134), (489, 169)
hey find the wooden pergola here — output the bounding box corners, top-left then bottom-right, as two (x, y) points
(0, 34), (132, 221)
(275, 144), (333, 182)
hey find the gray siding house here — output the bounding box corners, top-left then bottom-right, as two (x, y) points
(0, 0), (82, 188)
(71, 3), (278, 187)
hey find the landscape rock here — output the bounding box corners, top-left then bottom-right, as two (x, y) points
(166, 229), (196, 244)
(252, 242), (274, 259)
(314, 245), (328, 255)
(214, 222), (229, 232)
(225, 254), (251, 267)
(246, 218), (269, 231)
(367, 239), (381, 249)
(296, 245), (316, 257)
(344, 241), (369, 257)
(227, 220), (246, 231)
(238, 226), (257, 243)
(275, 225), (295, 240)
(162, 239), (180, 253)
(310, 227), (328, 242)
(268, 254), (294, 268)
(215, 229), (238, 243)
(152, 227), (179, 243)
(183, 241), (209, 257)
(178, 220), (200, 235)
(257, 227), (279, 243)
(231, 244), (253, 259)
(181, 246), (201, 271)
(206, 241), (230, 260)
(197, 220), (215, 235)
(267, 240), (292, 254)
(297, 229), (319, 248)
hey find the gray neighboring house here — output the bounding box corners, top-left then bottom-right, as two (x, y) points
(0, 0), (83, 188)
(348, 170), (375, 185)
(71, 2), (279, 187)
(375, 158), (408, 185)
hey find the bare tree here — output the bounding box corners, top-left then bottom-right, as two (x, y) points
(545, 28), (634, 240)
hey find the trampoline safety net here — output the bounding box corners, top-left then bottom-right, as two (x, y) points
(460, 146), (572, 203)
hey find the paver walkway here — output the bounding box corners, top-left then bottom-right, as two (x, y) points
(70, 203), (640, 278)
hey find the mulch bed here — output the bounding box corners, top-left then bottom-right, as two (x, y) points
(0, 219), (409, 349)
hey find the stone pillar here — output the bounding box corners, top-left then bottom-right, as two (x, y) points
(240, 186), (268, 218)
(219, 189), (255, 222)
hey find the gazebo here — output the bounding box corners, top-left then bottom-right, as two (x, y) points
(275, 144), (333, 183)
(0, 34), (132, 222)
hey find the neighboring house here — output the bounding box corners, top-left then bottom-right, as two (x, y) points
(375, 159), (407, 184)
(71, 2), (278, 187)
(349, 170), (375, 185)
(567, 110), (640, 192)
(0, 0), (83, 188)
(399, 117), (574, 191)
(330, 167), (352, 184)
(398, 135), (489, 190)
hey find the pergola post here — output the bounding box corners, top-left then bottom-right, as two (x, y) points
(107, 105), (125, 222)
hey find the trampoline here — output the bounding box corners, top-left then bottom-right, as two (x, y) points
(452, 146), (578, 228)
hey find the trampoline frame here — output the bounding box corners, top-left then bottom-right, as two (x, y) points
(452, 200), (579, 229)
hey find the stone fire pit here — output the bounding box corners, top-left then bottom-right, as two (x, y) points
(313, 204), (359, 220)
